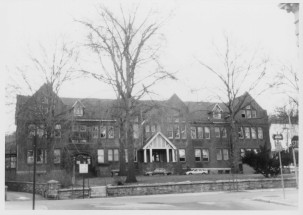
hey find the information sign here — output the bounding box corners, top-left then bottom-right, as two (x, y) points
(79, 164), (88, 174)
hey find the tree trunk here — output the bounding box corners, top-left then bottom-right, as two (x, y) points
(118, 121), (127, 176)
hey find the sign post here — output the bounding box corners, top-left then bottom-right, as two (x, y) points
(79, 163), (88, 199)
(273, 133), (285, 199)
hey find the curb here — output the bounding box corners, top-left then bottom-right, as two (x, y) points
(253, 198), (297, 207)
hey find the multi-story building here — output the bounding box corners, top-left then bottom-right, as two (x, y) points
(15, 84), (270, 177)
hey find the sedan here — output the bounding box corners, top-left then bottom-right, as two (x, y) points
(145, 168), (172, 176)
(185, 168), (208, 175)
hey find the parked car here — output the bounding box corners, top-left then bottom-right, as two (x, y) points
(145, 168), (172, 176)
(185, 168), (208, 175)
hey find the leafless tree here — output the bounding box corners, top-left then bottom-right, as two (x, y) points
(196, 35), (269, 175)
(79, 5), (175, 183)
(10, 40), (80, 173)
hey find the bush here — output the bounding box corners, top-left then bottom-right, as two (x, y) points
(112, 176), (125, 186)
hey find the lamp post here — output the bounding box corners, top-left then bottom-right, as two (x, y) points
(32, 128), (37, 210)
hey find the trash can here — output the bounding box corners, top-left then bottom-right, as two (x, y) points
(46, 180), (60, 200)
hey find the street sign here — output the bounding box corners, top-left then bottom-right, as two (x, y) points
(273, 134), (283, 140)
(275, 141), (283, 152)
(79, 164), (88, 174)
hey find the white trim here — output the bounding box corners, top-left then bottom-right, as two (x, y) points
(142, 132), (177, 150)
(212, 103), (223, 112)
(72, 100), (85, 108)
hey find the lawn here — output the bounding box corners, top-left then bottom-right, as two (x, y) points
(74, 173), (296, 187)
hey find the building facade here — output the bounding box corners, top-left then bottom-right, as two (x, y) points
(15, 84), (270, 177)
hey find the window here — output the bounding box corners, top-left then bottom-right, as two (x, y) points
(251, 127), (257, 139)
(133, 124), (139, 139)
(174, 125), (180, 139)
(216, 149), (222, 160)
(197, 127), (203, 139)
(213, 104), (222, 119)
(54, 124), (61, 138)
(190, 127), (197, 139)
(79, 125), (86, 132)
(5, 155), (16, 169)
(179, 149), (186, 162)
(238, 127), (244, 139)
(223, 149), (229, 160)
(36, 149), (43, 164)
(97, 149), (104, 163)
(240, 149), (245, 157)
(258, 127), (263, 139)
(74, 106), (83, 116)
(241, 105), (257, 118)
(53, 149), (61, 164)
(92, 126), (99, 139)
(100, 126), (106, 138)
(151, 125), (156, 134)
(145, 125), (150, 133)
(181, 124), (186, 139)
(222, 127), (227, 138)
(28, 124), (36, 138)
(167, 125), (173, 139)
(125, 149), (128, 163)
(204, 127), (210, 139)
(244, 127), (251, 139)
(215, 127), (220, 138)
(114, 149), (119, 161)
(195, 149), (201, 162)
(108, 149), (113, 161)
(202, 149), (209, 161)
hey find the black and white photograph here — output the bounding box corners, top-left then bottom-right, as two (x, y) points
(2, 0), (301, 212)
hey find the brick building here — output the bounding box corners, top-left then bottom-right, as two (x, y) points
(15, 84), (270, 177)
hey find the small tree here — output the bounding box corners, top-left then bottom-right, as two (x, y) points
(242, 145), (292, 178)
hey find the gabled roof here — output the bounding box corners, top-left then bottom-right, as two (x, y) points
(142, 132), (177, 150)
(212, 103), (223, 112)
(72, 100), (85, 108)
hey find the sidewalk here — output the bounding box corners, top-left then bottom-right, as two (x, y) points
(252, 188), (298, 207)
(5, 191), (48, 210)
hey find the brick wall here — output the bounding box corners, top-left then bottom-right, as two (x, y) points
(5, 181), (47, 196)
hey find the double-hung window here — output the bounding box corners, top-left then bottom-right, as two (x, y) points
(195, 149), (201, 162)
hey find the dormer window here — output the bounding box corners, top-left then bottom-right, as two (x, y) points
(72, 100), (85, 117)
(241, 105), (257, 118)
(212, 104), (223, 119)
(74, 106), (83, 116)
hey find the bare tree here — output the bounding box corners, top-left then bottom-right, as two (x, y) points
(11, 40), (80, 173)
(196, 35), (269, 174)
(79, 5), (175, 183)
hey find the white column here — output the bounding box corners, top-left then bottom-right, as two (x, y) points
(166, 148), (170, 163)
(150, 149), (153, 163)
(144, 149), (147, 163)
(172, 150), (176, 162)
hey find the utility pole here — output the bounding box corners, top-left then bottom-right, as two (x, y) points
(32, 129), (37, 210)
(288, 113), (298, 189)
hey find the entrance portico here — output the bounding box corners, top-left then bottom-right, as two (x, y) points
(142, 132), (177, 163)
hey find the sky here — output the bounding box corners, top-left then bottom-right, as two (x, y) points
(1, 0), (299, 134)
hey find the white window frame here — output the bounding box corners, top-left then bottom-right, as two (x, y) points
(97, 149), (104, 163)
(53, 149), (61, 164)
(181, 124), (187, 139)
(215, 127), (220, 138)
(222, 127), (227, 138)
(244, 127), (251, 139)
(195, 149), (201, 162)
(174, 124), (180, 139)
(197, 127), (203, 139)
(223, 149), (229, 160)
(167, 125), (173, 139)
(179, 149), (186, 162)
(190, 127), (197, 139)
(113, 149), (119, 161)
(100, 126), (106, 138)
(204, 127), (210, 139)
(202, 149), (209, 162)
(27, 150), (34, 164)
(108, 149), (113, 161)
(238, 127), (244, 139)
(251, 127), (257, 139)
(216, 149), (222, 161)
(258, 127), (263, 139)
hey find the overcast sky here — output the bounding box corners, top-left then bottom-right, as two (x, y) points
(2, 0), (299, 134)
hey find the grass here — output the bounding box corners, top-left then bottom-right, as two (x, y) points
(74, 173), (296, 187)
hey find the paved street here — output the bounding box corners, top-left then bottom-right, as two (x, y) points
(5, 188), (298, 210)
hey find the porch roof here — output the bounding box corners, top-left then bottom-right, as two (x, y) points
(142, 132), (177, 150)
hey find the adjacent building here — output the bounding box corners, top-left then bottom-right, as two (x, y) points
(14, 84), (270, 177)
